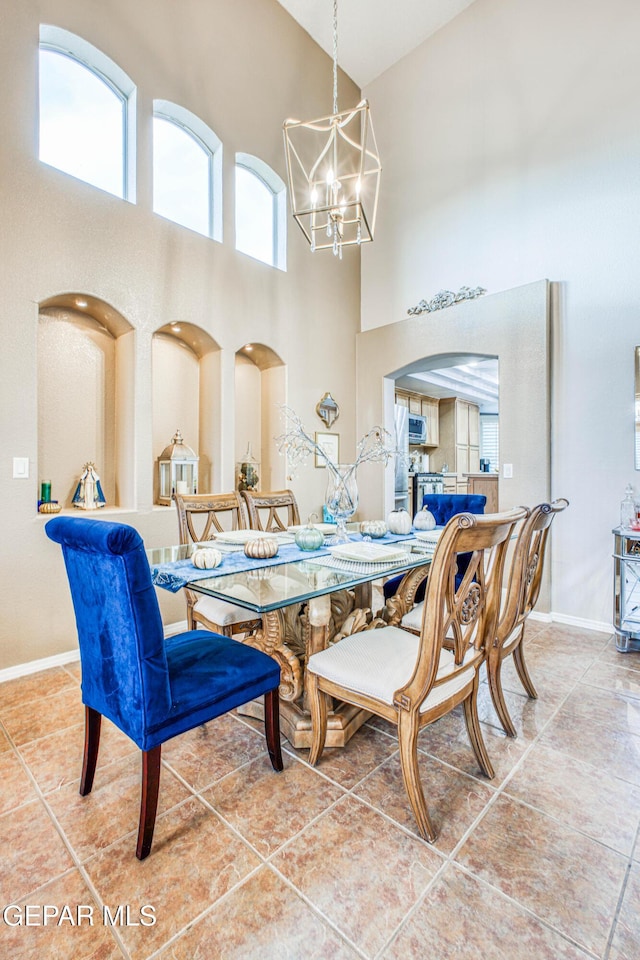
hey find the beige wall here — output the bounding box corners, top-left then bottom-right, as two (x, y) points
(0, 0), (361, 670)
(361, 0), (640, 628)
(357, 280), (551, 608)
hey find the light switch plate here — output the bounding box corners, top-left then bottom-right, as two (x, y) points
(502, 463), (513, 479)
(13, 457), (29, 479)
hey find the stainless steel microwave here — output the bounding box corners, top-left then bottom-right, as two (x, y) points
(408, 413), (427, 444)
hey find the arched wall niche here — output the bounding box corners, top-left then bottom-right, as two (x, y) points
(37, 293), (134, 510)
(235, 343), (286, 493)
(152, 322), (220, 501)
(356, 279), (552, 609)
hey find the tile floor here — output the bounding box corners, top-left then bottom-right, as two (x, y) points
(0, 622), (639, 959)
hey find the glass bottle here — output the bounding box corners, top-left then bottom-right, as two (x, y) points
(620, 484), (635, 530)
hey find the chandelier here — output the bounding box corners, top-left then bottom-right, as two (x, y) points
(283, 0), (381, 258)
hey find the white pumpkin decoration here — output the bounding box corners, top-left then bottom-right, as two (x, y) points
(413, 507), (436, 531)
(244, 537), (279, 559)
(387, 509), (412, 535)
(360, 519), (388, 538)
(192, 547), (222, 569)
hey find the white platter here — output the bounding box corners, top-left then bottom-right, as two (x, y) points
(213, 530), (274, 545)
(328, 542), (408, 564)
(414, 530), (443, 543)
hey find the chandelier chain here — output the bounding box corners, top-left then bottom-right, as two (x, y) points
(332, 0), (338, 116)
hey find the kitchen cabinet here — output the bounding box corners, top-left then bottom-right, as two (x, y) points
(421, 396), (439, 445)
(437, 398), (480, 476)
(465, 474), (499, 512)
(442, 475), (457, 494)
(394, 390), (439, 446)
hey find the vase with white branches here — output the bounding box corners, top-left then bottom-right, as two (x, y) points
(275, 406), (402, 543)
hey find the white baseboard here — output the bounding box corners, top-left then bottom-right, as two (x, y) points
(163, 619), (189, 636)
(0, 648), (81, 683)
(528, 611), (552, 623)
(546, 611), (613, 635)
(0, 613), (614, 686)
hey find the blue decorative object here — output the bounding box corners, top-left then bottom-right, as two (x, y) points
(322, 504), (335, 523)
(294, 517), (324, 552)
(45, 516), (282, 859)
(383, 494), (487, 602)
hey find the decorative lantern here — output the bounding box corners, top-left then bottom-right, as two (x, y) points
(157, 430), (199, 505)
(236, 442), (260, 492)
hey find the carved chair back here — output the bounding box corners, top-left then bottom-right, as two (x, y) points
(401, 509), (526, 712)
(174, 492), (248, 545)
(241, 489), (300, 532)
(497, 499), (569, 646)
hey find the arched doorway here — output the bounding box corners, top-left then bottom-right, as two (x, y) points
(391, 353), (499, 512)
(356, 280), (552, 608)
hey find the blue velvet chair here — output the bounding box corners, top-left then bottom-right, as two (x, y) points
(383, 493), (487, 603)
(45, 516), (282, 859)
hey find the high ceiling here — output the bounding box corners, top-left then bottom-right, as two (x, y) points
(277, 0), (493, 409)
(276, 0), (478, 87)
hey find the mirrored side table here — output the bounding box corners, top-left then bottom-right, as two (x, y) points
(613, 526), (640, 652)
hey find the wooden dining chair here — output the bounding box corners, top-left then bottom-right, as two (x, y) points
(45, 516), (282, 859)
(486, 498), (569, 736)
(388, 493), (487, 629)
(307, 507), (526, 843)
(174, 492), (261, 637)
(241, 489), (300, 532)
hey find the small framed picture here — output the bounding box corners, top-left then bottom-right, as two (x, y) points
(315, 432), (340, 468)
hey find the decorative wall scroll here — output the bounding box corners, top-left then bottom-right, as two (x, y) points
(407, 286), (486, 316)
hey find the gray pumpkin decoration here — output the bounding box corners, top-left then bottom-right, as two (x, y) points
(413, 507), (436, 531)
(244, 537), (279, 559)
(360, 519), (388, 538)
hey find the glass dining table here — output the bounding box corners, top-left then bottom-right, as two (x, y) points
(149, 534), (434, 749)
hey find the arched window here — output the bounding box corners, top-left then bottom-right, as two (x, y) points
(38, 26), (136, 200)
(153, 101), (222, 240)
(235, 154), (286, 270)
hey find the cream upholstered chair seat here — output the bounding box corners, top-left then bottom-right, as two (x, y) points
(192, 574), (293, 627)
(192, 595), (258, 628)
(401, 601), (424, 633)
(308, 625), (480, 713)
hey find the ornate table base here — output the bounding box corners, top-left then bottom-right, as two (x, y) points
(238, 565), (430, 749)
(238, 697), (371, 750)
